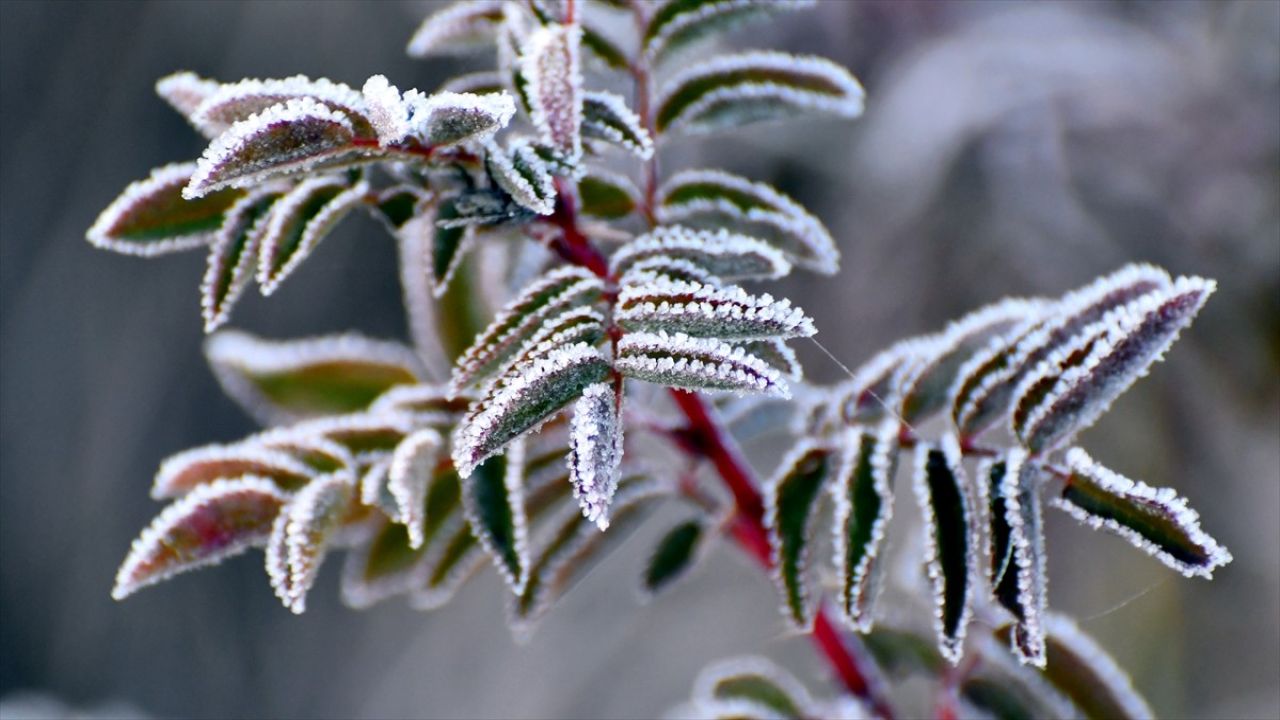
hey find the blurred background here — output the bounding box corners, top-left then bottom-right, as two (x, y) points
(1, 1), (1277, 718)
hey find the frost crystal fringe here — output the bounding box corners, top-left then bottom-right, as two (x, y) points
(617, 275), (816, 340)
(610, 226), (791, 280)
(569, 383), (624, 530)
(616, 331), (789, 398)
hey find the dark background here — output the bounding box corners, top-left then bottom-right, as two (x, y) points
(2, 1), (1278, 718)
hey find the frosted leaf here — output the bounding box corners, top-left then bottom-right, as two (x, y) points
(450, 266), (604, 393)
(736, 339), (802, 382)
(948, 320), (1043, 438)
(642, 517), (708, 597)
(191, 74), (373, 138)
(423, 196), (479, 299)
(580, 23), (629, 71)
(275, 472), (356, 613)
(200, 189), (279, 332)
(185, 98), (359, 198)
(257, 176), (369, 294)
(663, 700), (785, 720)
(152, 443), (314, 500)
(568, 383), (624, 530)
(87, 162), (244, 256)
(453, 342), (611, 478)
(643, 0), (816, 64)
(616, 331), (789, 398)
(360, 75), (412, 145)
(764, 439), (836, 628)
(618, 275), (815, 340)
(912, 435), (978, 664)
(1018, 277), (1215, 453)
(892, 297), (1045, 423)
(284, 412), (416, 461)
(369, 383), (471, 427)
(155, 71), (222, 137)
(439, 70), (507, 96)
(246, 429), (356, 474)
(521, 23), (583, 162)
(394, 210), (452, 376)
(461, 445), (530, 593)
(657, 168), (836, 274)
(824, 340), (915, 428)
(620, 256), (722, 287)
(205, 329), (423, 425)
(960, 633), (1077, 720)
(831, 420), (898, 632)
(405, 90), (517, 148)
(953, 263), (1171, 437)
(655, 51), (864, 135)
(1037, 613), (1155, 720)
(578, 168), (640, 219)
(610, 226), (791, 280)
(485, 137), (557, 215)
(406, 0), (506, 57)
(581, 91), (654, 159)
(340, 519), (430, 609)
(113, 477), (287, 600)
(437, 188), (536, 229)
(1056, 448), (1231, 578)
(987, 449), (1049, 667)
(358, 456), (397, 517)
(388, 428), (444, 549)
(482, 306), (606, 398)
(692, 655), (817, 720)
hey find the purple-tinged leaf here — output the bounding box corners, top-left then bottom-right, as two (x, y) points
(450, 266), (605, 393)
(406, 0), (507, 58)
(185, 98), (360, 198)
(360, 74), (414, 146)
(454, 343), (611, 478)
(765, 439), (836, 628)
(643, 0), (816, 64)
(569, 382), (624, 529)
(617, 331), (789, 397)
(1017, 277), (1215, 453)
(462, 445), (530, 593)
(486, 137), (557, 215)
(953, 264), (1172, 437)
(389, 429), (444, 549)
(521, 23), (584, 162)
(245, 428), (356, 474)
(273, 472), (356, 613)
(610, 226), (791, 280)
(407, 90), (517, 148)
(257, 176), (368, 294)
(200, 188), (279, 332)
(113, 477), (287, 600)
(987, 449), (1049, 666)
(286, 412), (417, 461)
(581, 91), (654, 159)
(205, 330), (423, 424)
(642, 517), (709, 597)
(692, 655), (817, 720)
(88, 162), (246, 256)
(152, 443), (314, 500)
(483, 306), (606, 394)
(618, 275), (815, 340)
(912, 435), (978, 664)
(369, 383), (471, 427)
(1034, 613), (1155, 720)
(1056, 448), (1231, 578)
(191, 75), (373, 138)
(655, 51), (863, 135)
(155, 71), (221, 137)
(657, 168), (836, 274)
(832, 420), (898, 632)
(577, 168), (640, 219)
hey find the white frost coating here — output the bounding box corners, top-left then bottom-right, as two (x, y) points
(482, 306), (605, 397)
(1019, 276), (1215, 452)
(618, 275), (815, 340)
(609, 226), (791, 280)
(369, 382), (470, 422)
(281, 412), (415, 462)
(644, 0), (815, 61)
(439, 70), (506, 95)
(258, 177), (369, 294)
(264, 511), (294, 611)
(1042, 612), (1156, 719)
(112, 476), (286, 600)
(998, 448), (1048, 667)
(948, 318), (1042, 435)
(1058, 448), (1231, 578)
(200, 188), (277, 333)
(155, 71), (222, 136)
(657, 51), (864, 133)
(280, 472), (355, 613)
(191, 74), (367, 135)
(186, 98), (355, 199)
(388, 428), (443, 549)
(406, 0), (506, 58)
(245, 428), (355, 471)
(763, 438), (831, 628)
(569, 383), (624, 530)
(205, 328), (422, 424)
(739, 338), (802, 382)
(453, 342), (606, 478)
(395, 212), (453, 379)
(620, 256), (719, 288)
(692, 655), (815, 717)
(152, 443), (313, 500)
(361, 75), (411, 145)
(581, 90), (654, 159)
(521, 23), (583, 162)
(461, 439), (531, 594)
(657, 168), (836, 273)
(358, 457), (395, 515)
(830, 420), (897, 632)
(911, 435), (978, 664)
(485, 137), (556, 215)
(87, 162), (218, 256)
(406, 90), (516, 147)
(616, 330), (789, 398)
(824, 339), (915, 428)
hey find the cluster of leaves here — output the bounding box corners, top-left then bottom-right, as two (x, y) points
(89, 1), (1229, 717)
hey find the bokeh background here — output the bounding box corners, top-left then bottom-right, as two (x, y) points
(2, 1), (1277, 718)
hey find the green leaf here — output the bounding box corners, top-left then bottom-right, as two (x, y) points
(616, 331), (790, 397)
(87, 162), (246, 255)
(655, 51), (863, 135)
(610, 226), (791, 281)
(257, 176), (368, 295)
(205, 330), (423, 424)
(485, 137), (557, 215)
(765, 440), (834, 628)
(581, 91), (653, 159)
(642, 518), (706, 596)
(832, 421), (898, 632)
(693, 656), (815, 719)
(912, 436), (978, 664)
(200, 189), (279, 332)
(462, 446), (530, 594)
(644, 0), (815, 64)
(987, 450), (1048, 666)
(1033, 613), (1155, 720)
(616, 275), (815, 340)
(581, 24), (629, 71)
(430, 196), (479, 297)
(113, 477), (287, 600)
(340, 520), (427, 609)
(578, 169), (639, 219)
(268, 472), (356, 613)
